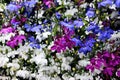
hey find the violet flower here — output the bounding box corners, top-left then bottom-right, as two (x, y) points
(116, 70), (120, 77)
(86, 51), (120, 77)
(51, 35), (75, 53)
(7, 35), (26, 48)
(43, 0), (54, 8)
(51, 27), (75, 53)
(0, 27), (15, 34)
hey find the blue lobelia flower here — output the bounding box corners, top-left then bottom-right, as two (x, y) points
(31, 24), (42, 33)
(28, 36), (36, 42)
(71, 38), (82, 46)
(79, 38), (96, 54)
(86, 8), (95, 18)
(79, 46), (92, 54)
(99, 0), (113, 7)
(115, 0), (120, 8)
(6, 4), (19, 13)
(60, 21), (74, 30)
(86, 22), (100, 33)
(29, 43), (40, 49)
(28, 36), (40, 49)
(24, 24), (32, 32)
(24, 24), (42, 33)
(98, 27), (113, 41)
(24, 0), (37, 8)
(85, 38), (96, 47)
(73, 19), (84, 28)
(55, 12), (61, 19)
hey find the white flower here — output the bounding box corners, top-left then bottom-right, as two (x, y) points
(42, 32), (51, 39)
(78, 59), (90, 67)
(0, 33), (15, 43)
(65, 8), (78, 16)
(80, 3), (88, 8)
(30, 51), (47, 65)
(57, 0), (70, 5)
(0, 55), (9, 67)
(7, 63), (20, 70)
(69, 77), (75, 80)
(38, 10), (44, 18)
(75, 73), (93, 80)
(16, 70), (30, 79)
(61, 63), (71, 71)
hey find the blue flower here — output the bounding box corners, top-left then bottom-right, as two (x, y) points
(28, 36), (40, 49)
(86, 22), (100, 33)
(98, 27), (113, 41)
(31, 24), (42, 33)
(30, 43), (40, 49)
(86, 8), (95, 18)
(60, 21), (74, 30)
(28, 36), (36, 42)
(115, 0), (120, 8)
(24, 24), (42, 33)
(71, 38), (82, 46)
(79, 46), (92, 54)
(79, 38), (96, 54)
(99, 0), (113, 7)
(73, 19), (84, 28)
(6, 4), (19, 12)
(24, 0), (37, 7)
(85, 38), (96, 47)
(24, 24), (32, 32)
(56, 12), (61, 19)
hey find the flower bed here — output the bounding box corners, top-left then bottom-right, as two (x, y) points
(0, 0), (120, 80)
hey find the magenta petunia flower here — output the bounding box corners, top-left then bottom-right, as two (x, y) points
(7, 35), (26, 48)
(0, 27), (15, 34)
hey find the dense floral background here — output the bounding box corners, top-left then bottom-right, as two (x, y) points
(0, 0), (120, 80)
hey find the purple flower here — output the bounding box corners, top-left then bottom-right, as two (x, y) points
(51, 27), (75, 53)
(0, 27), (15, 34)
(43, 0), (54, 8)
(103, 67), (114, 76)
(51, 35), (75, 53)
(11, 17), (20, 26)
(7, 35), (26, 48)
(116, 70), (120, 77)
(86, 50), (120, 77)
